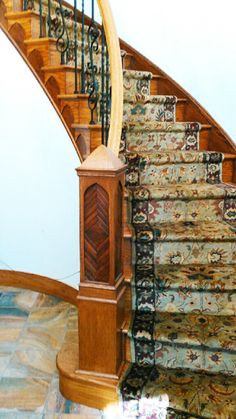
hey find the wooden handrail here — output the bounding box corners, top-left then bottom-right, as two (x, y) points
(97, 0), (123, 156)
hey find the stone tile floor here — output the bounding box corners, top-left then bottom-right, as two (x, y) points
(0, 286), (109, 418)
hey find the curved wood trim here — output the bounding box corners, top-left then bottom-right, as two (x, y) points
(57, 342), (119, 409)
(97, 0), (123, 156)
(0, 269), (78, 305)
(0, 22), (83, 161)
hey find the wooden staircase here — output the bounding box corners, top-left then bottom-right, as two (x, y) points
(1, 0), (236, 415)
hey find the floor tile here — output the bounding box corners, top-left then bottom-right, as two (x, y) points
(0, 377), (50, 411)
(0, 308), (28, 328)
(27, 307), (69, 329)
(0, 290), (39, 311)
(17, 326), (66, 352)
(2, 349), (57, 378)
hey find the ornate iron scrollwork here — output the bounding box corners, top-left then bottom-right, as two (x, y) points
(49, 1), (73, 64)
(86, 21), (100, 125)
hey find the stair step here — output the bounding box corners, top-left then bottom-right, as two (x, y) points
(125, 150), (223, 187)
(135, 221), (236, 242)
(125, 264), (236, 316)
(121, 121), (205, 153)
(120, 364), (236, 418)
(126, 182), (236, 224)
(128, 311), (236, 376)
(123, 95), (177, 125)
(128, 182), (236, 201)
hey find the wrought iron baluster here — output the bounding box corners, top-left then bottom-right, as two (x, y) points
(101, 25), (105, 144)
(39, 0), (43, 38)
(23, 0), (34, 10)
(81, 0), (85, 93)
(105, 42), (110, 145)
(47, 0), (52, 38)
(74, 0), (78, 93)
(87, 0), (100, 125)
(51, 0), (71, 65)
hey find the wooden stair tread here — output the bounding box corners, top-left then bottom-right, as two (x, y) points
(58, 93), (89, 99)
(24, 37), (57, 45)
(224, 153), (236, 159)
(152, 74), (164, 79)
(177, 98), (187, 103)
(72, 123), (102, 129)
(5, 10), (40, 18)
(42, 65), (81, 72)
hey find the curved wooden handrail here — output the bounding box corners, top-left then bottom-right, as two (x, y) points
(96, 0), (123, 156)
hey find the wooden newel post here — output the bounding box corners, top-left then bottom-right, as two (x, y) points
(76, 145), (126, 379)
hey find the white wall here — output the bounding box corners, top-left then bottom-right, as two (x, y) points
(0, 0), (235, 288)
(0, 32), (80, 288)
(111, 0), (236, 141)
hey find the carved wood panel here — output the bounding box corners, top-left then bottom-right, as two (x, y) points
(115, 181), (122, 279)
(84, 184), (110, 283)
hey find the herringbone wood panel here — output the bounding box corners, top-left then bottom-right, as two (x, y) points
(84, 184), (110, 282)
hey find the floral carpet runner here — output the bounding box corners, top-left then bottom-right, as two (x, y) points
(119, 70), (236, 418)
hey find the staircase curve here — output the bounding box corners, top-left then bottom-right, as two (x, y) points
(1, 0), (236, 417)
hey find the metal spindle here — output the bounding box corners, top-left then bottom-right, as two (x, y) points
(47, 0), (52, 38)
(101, 25), (105, 145)
(81, 0), (85, 93)
(39, 0), (43, 38)
(105, 44), (110, 145)
(74, 0), (78, 93)
(87, 0), (99, 125)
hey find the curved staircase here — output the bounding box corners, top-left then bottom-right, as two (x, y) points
(1, 1), (236, 417)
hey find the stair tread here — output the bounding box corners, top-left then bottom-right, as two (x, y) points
(135, 220), (236, 242)
(123, 69), (153, 80)
(131, 311), (236, 352)
(125, 150), (223, 165)
(134, 264), (236, 291)
(124, 120), (201, 132)
(128, 182), (236, 200)
(124, 94), (177, 104)
(121, 363), (236, 418)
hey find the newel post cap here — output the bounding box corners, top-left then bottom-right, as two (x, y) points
(76, 145), (126, 176)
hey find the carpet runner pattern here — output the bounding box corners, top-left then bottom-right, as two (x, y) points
(119, 71), (236, 418)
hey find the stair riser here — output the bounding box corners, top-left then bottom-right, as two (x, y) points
(44, 69), (79, 95)
(126, 163), (222, 187)
(7, 13), (43, 39)
(59, 97), (92, 125)
(134, 287), (236, 316)
(123, 72), (151, 101)
(131, 198), (225, 224)
(26, 40), (61, 67)
(4, 0), (21, 13)
(136, 241), (236, 265)
(123, 100), (176, 125)
(123, 129), (199, 152)
(130, 338), (236, 376)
